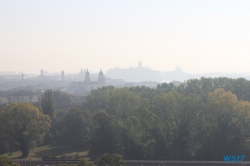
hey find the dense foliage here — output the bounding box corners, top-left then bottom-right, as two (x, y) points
(0, 103), (51, 157)
(96, 153), (125, 166)
(41, 89), (56, 119)
(53, 90), (73, 105)
(0, 158), (20, 166)
(84, 77), (250, 160)
(2, 77), (250, 161)
(77, 158), (95, 166)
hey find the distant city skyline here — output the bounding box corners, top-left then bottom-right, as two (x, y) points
(1, 62), (250, 77)
(1, 1), (250, 74)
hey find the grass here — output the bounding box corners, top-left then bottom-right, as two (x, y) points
(0, 145), (89, 160)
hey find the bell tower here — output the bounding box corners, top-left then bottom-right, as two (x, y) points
(85, 69), (90, 83)
(98, 69), (106, 86)
(61, 70), (64, 80)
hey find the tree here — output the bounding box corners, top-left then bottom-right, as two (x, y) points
(0, 132), (10, 154)
(53, 90), (73, 105)
(151, 91), (204, 160)
(59, 108), (91, 147)
(85, 86), (116, 113)
(169, 93), (204, 160)
(41, 89), (56, 119)
(108, 89), (140, 119)
(41, 90), (56, 143)
(156, 82), (176, 94)
(77, 159), (95, 166)
(200, 88), (250, 160)
(0, 158), (20, 166)
(128, 86), (156, 101)
(97, 153), (125, 166)
(89, 112), (121, 159)
(121, 98), (157, 160)
(0, 103), (51, 157)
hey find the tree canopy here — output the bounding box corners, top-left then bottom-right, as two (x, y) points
(0, 103), (51, 157)
(2, 77), (250, 161)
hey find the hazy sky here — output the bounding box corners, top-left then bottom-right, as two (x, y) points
(1, 0), (250, 74)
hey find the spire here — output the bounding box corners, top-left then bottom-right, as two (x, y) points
(61, 70), (64, 80)
(85, 69), (90, 83)
(98, 68), (105, 85)
(86, 68), (89, 75)
(99, 68), (104, 75)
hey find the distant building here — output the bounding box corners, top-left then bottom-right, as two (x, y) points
(41, 69), (44, 76)
(98, 69), (106, 86)
(61, 70), (64, 80)
(36, 69), (60, 81)
(9, 90), (39, 103)
(85, 69), (90, 83)
(68, 69), (106, 96)
(161, 66), (191, 82)
(106, 62), (162, 82)
(175, 66), (182, 72)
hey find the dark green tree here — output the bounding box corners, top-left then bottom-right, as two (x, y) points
(0, 103), (51, 157)
(41, 89), (56, 144)
(85, 86), (116, 112)
(156, 82), (176, 94)
(77, 158), (95, 166)
(0, 158), (20, 166)
(200, 88), (250, 160)
(59, 108), (91, 147)
(97, 153), (125, 166)
(128, 86), (156, 101)
(41, 89), (56, 119)
(89, 112), (121, 159)
(108, 89), (140, 119)
(53, 90), (73, 105)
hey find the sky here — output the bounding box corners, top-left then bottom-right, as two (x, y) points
(1, 0), (250, 74)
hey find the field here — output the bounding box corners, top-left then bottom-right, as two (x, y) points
(0, 145), (89, 160)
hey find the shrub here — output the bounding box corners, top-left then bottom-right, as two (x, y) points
(77, 159), (95, 166)
(96, 154), (125, 166)
(0, 158), (20, 166)
(59, 164), (68, 166)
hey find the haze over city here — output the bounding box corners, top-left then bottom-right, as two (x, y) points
(3, 1), (250, 165)
(1, 0), (250, 74)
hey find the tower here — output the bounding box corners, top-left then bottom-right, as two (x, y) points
(61, 70), (64, 80)
(85, 69), (90, 83)
(98, 69), (106, 86)
(175, 65), (182, 72)
(40, 69), (44, 76)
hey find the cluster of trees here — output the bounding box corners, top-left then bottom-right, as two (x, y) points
(75, 154), (125, 166)
(84, 77), (250, 160)
(0, 103), (51, 157)
(0, 158), (20, 166)
(1, 77), (250, 161)
(0, 153), (125, 166)
(53, 90), (73, 105)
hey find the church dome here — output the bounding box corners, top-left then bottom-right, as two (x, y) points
(99, 69), (103, 75)
(86, 69), (89, 75)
